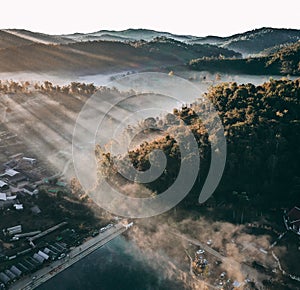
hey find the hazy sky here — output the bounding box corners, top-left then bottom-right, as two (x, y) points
(1, 0), (299, 36)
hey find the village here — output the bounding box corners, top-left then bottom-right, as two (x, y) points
(0, 152), (118, 289)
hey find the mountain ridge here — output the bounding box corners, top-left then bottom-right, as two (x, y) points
(0, 27), (299, 74)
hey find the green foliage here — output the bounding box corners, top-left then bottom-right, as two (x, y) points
(99, 79), (300, 208)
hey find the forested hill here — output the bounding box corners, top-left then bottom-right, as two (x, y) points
(1, 27), (300, 74)
(214, 27), (300, 55)
(0, 38), (240, 74)
(189, 41), (300, 75)
(99, 79), (300, 210)
(64, 27), (300, 56)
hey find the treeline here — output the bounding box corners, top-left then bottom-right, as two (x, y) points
(131, 36), (241, 60)
(0, 80), (97, 95)
(189, 41), (300, 75)
(267, 41), (300, 75)
(99, 79), (300, 209)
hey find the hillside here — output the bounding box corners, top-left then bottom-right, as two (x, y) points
(266, 41), (300, 74)
(189, 41), (300, 75)
(64, 28), (300, 56)
(221, 27), (300, 55)
(191, 28), (300, 56)
(4, 29), (73, 44)
(0, 38), (240, 74)
(0, 30), (34, 49)
(63, 28), (196, 43)
(98, 79), (300, 211)
(0, 27), (299, 74)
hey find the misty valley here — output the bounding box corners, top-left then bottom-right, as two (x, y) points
(0, 27), (299, 290)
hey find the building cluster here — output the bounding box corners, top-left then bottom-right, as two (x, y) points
(0, 241), (68, 288)
(0, 154), (39, 212)
(0, 154), (75, 289)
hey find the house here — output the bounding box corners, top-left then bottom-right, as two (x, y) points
(10, 175), (28, 186)
(4, 270), (16, 281)
(5, 169), (19, 178)
(0, 272), (10, 285)
(13, 204), (24, 210)
(3, 169), (28, 186)
(16, 263), (29, 274)
(30, 205), (41, 214)
(22, 157), (36, 165)
(0, 193), (17, 202)
(5, 225), (22, 236)
(23, 185), (38, 196)
(10, 266), (22, 277)
(6, 195), (16, 201)
(33, 253), (44, 264)
(0, 193), (17, 210)
(38, 250), (49, 260)
(284, 206), (300, 235)
(0, 180), (9, 191)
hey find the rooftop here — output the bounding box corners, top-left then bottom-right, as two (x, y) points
(0, 180), (8, 187)
(0, 193), (6, 201)
(5, 169), (20, 177)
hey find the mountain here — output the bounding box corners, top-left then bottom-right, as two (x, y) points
(0, 30), (34, 49)
(64, 28), (300, 56)
(63, 28), (196, 43)
(0, 27), (299, 74)
(266, 41), (300, 74)
(187, 28), (300, 56)
(189, 41), (300, 75)
(220, 27), (300, 55)
(3, 29), (72, 45)
(99, 78), (300, 208)
(0, 34), (240, 74)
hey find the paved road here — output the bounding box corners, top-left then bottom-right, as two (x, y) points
(9, 223), (128, 290)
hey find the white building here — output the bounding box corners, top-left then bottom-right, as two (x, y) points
(0, 180), (9, 190)
(22, 157), (36, 165)
(5, 169), (20, 177)
(0, 193), (6, 201)
(13, 204), (23, 210)
(6, 225), (22, 235)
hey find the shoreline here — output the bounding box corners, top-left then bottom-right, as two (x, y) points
(8, 222), (129, 290)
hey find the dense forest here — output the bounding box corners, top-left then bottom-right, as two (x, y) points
(217, 27), (300, 55)
(98, 79), (300, 212)
(0, 80), (97, 95)
(131, 37), (241, 60)
(189, 41), (300, 75)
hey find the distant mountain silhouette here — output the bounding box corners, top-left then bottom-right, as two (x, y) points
(189, 41), (300, 75)
(63, 27), (300, 55)
(0, 30), (240, 74)
(0, 27), (299, 74)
